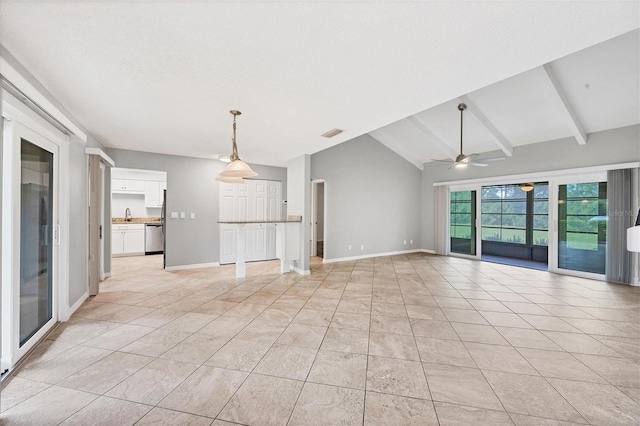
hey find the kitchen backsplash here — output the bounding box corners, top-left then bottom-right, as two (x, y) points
(111, 193), (160, 218)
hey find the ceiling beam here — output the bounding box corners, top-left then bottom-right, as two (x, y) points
(458, 95), (513, 157)
(542, 63), (587, 145)
(405, 116), (458, 160)
(368, 131), (424, 170)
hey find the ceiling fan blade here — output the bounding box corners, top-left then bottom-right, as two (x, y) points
(468, 162), (488, 167)
(465, 153), (479, 161)
(431, 159), (454, 163)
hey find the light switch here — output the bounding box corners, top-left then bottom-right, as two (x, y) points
(180, 212), (186, 219)
(190, 213), (195, 219)
(170, 212), (179, 219)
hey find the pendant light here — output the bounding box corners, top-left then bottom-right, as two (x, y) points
(217, 110), (257, 180)
(520, 183), (534, 192)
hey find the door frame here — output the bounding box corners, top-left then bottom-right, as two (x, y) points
(1, 90), (70, 370)
(310, 179), (326, 258)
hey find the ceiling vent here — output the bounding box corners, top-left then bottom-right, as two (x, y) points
(321, 128), (344, 138)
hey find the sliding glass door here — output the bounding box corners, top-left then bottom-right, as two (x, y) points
(20, 139), (55, 346)
(2, 118), (60, 371)
(557, 181), (607, 275)
(450, 190), (477, 256)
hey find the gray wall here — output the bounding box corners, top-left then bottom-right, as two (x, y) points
(421, 124), (640, 251)
(311, 134), (422, 260)
(106, 148), (286, 268)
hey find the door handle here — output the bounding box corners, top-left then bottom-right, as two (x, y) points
(99, 225), (103, 239)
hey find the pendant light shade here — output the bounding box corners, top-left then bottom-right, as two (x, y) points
(215, 175), (246, 184)
(219, 160), (257, 178)
(520, 183), (534, 192)
(217, 110), (257, 180)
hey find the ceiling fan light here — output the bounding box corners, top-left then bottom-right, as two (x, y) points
(520, 183), (534, 192)
(455, 163), (467, 168)
(219, 160), (258, 178)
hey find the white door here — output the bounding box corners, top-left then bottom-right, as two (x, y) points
(2, 120), (60, 369)
(219, 180), (282, 264)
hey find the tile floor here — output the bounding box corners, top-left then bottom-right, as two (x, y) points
(1, 253), (639, 425)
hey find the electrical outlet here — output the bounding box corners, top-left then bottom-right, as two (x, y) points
(180, 212), (185, 219)
(404, 240), (407, 245)
(360, 245), (364, 250)
(410, 239), (413, 244)
(348, 245), (352, 250)
(190, 213), (195, 219)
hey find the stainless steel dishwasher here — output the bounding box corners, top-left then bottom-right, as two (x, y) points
(145, 223), (163, 255)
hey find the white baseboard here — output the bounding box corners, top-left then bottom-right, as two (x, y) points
(419, 249), (437, 254)
(68, 291), (89, 318)
(322, 249), (428, 264)
(104, 272), (111, 278)
(292, 266), (311, 276)
(165, 262), (220, 271)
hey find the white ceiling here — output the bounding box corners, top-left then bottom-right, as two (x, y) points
(370, 29), (640, 168)
(0, 2), (638, 167)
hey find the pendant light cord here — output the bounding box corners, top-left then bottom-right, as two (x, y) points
(231, 111), (240, 161)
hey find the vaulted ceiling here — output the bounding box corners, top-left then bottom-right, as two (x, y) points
(0, 2), (637, 167)
(370, 29), (639, 169)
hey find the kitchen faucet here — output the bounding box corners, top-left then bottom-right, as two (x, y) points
(125, 208), (132, 221)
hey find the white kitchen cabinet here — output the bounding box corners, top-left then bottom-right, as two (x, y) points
(112, 224), (145, 256)
(144, 180), (165, 208)
(112, 178), (145, 194)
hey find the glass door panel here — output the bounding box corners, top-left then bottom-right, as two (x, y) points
(20, 139), (54, 346)
(450, 190), (476, 255)
(558, 182), (607, 274)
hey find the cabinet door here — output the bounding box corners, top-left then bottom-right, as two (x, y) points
(112, 231), (124, 254)
(145, 181), (161, 208)
(124, 179), (145, 192)
(123, 229), (145, 253)
(112, 178), (126, 191)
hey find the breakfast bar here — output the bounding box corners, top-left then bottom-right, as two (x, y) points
(218, 219), (302, 278)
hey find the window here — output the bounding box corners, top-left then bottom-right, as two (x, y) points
(481, 185), (527, 244)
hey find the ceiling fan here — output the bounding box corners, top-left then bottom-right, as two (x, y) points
(432, 103), (504, 169)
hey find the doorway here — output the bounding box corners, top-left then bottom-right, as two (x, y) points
(311, 180), (325, 259)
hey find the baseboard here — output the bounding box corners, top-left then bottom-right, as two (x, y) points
(164, 262), (220, 271)
(69, 291), (89, 317)
(322, 249), (427, 264)
(104, 272), (112, 278)
(292, 266), (311, 276)
(419, 249), (437, 254)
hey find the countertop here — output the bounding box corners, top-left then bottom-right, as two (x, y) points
(218, 220), (302, 224)
(113, 217), (161, 224)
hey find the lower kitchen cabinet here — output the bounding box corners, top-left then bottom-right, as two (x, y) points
(112, 224), (145, 256)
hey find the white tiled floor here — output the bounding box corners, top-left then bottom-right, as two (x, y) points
(2, 253), (639, 425)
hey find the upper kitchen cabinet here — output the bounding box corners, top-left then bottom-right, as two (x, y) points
(112, 178), (145, 194)
(144, 180), (166, 208)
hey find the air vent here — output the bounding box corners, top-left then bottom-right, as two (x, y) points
(321, 128), (344, 138)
